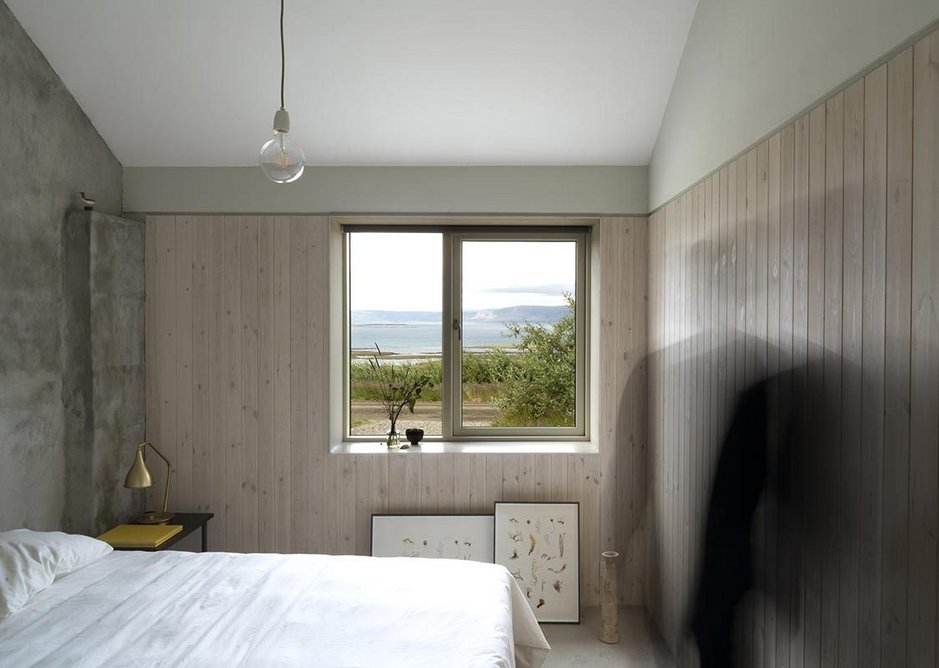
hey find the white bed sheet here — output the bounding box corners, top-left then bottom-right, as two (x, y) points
(0, 551), (550, 668)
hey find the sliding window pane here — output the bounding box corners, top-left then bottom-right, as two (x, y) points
(460, 240), (577, 428)
(348, 232), (442, 437)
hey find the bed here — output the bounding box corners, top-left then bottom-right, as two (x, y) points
(0, 542), (550, 667)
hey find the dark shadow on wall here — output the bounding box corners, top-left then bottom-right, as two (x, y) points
(614, 344), (649, 606)
(645, 327), (936, 668)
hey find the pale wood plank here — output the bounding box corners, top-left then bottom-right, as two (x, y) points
(257, 217), (275, 551)
(566, 454), (587, 600)
(908, 31), (938, 667)
(174, 216), (194, 512)
(422, 455), (439, 513)
(599, 218), (621, 566)
(882, 47), (913, 668)
(534, 455), (548, 503)
(288, 218), (308, 553)
(646, 210), (660, 619)
(436, 454), (455, 511)
(240, 216), (259, 553)
(405, 455), (422, 511)
(223, 217), (243, 552)
(719, 165), (731, 466)
(838, 78), (864, 668)
(518, 454), (536, 500)
(736, 155), (749, 394)
(821, 91), (844, 668)
(208, 217), (227, 551)
(757, 141), (770, 384)
(690, 186), (704, 660)
(805, 101), (828, 668)
(755, 142), (769, 668)
(676, 193), (688, 660)
(765, 130), (781, 668)
(686, 187), (698, 668)
(307, 217), (330, 554)
(144, 218), (160, 514)
(451, 455), (471, 512)
(388, 453), (407, 512)
(323, 453), (341, 554)
(669, 197), (681, 648)
(502, 454), (520, 503)
(583, 454), (602, 607)
(371, 456), (389, 517)
(777, 121), (796, 668)
(633, 215), (649, 607)
(614, 217), (632, 602)
(154, 217), (178, 514)
(791, 111), (811, 668)
(191, 217), (212, 515)
(272, 218), (292, 552)
(736, 158), (750, 663)
(707, 175), (719, 536)
(849, 72), (891, 668)
(355, 456), (372, 556)
(658, 204), (669, 637)
(485, 454), (502, 506)
(338, 455), (356, 553)
(746, 148), (759, 389)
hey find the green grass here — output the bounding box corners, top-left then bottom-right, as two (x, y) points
(349, 353), (514, 404)
(349, 343), (575, 427)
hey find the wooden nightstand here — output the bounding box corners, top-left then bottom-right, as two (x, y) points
(113, 512), (214, 552)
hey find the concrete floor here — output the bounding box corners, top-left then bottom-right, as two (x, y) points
(541, 606), (675, 668)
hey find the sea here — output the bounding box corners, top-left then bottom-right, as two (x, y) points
(352, 320), (515, 355)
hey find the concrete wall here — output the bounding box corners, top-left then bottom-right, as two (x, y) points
(648, 0), (939, 209)
(0, 0), (142, 533)
(123, 165), (649, 216)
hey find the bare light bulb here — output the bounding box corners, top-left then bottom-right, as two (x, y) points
(259, 109), (305, 184)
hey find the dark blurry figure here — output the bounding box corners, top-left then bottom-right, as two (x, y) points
(690, 379), (772, 668)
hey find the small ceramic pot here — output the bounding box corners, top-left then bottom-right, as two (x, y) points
(405, 428), (424, 446)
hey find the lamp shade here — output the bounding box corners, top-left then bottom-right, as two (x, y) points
(124, 447), (153, 489)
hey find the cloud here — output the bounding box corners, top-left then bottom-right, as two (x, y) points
(482, 283), (574, 296)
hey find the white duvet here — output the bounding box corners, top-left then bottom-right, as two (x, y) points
(0, 551), (550, 668)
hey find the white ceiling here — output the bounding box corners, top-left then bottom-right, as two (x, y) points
(8, 1), (698, 167)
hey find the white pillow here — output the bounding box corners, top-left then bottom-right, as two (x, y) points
(0, 529), (112, 620)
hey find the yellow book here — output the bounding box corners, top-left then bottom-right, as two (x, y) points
(98, 524), (183, 548)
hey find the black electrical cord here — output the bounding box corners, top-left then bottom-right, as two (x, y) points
(280, 0), (285, 110)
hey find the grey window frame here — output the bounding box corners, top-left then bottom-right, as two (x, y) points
(342, 224), (590, 442)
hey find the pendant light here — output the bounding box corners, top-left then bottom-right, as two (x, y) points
(259, 0), (305, 183)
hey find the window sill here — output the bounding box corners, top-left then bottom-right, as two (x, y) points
(329, 440), (599, 455)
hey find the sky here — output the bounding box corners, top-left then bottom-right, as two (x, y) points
(349, 232), (576, 312)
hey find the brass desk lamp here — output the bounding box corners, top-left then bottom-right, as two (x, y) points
(124, 441), (174, 524)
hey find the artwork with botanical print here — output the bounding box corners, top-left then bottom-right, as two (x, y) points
(371, 515), (494, 562)
(494, 502), (580, 623)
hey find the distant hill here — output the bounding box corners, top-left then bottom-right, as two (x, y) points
(352, 310), (440, 324)
(466, 305), (568, 322)
(352, 305), (569, 325)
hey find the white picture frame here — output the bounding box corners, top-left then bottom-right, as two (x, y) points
(494, 501), (580, 623)
(370, 514), (495, 562)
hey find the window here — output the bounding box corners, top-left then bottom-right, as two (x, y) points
(344, 226), (589, 441)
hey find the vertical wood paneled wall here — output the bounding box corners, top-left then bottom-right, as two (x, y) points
(646, 28), (938, 668)
(145, 216), (648, 607)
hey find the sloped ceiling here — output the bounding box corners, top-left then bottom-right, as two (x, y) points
(8, 0), (698, 167)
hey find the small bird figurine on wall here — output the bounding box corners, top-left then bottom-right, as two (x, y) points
(79, 192), (96, 211)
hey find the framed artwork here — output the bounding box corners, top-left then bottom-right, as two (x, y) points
(494, 501), (580, 623)
(370, 514), (495, 562)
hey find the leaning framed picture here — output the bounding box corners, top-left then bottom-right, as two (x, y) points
(494, 501), (580, 623)
(370, 514), (495, 562)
